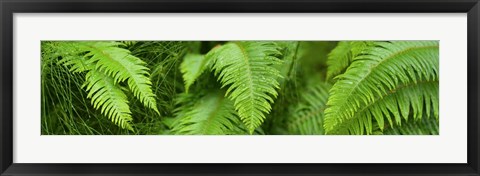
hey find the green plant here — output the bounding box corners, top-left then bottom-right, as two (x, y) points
(46, 41), (158, 131)
(324, 41), (439, 134)
(41, 40), (439, 135)
(170, 90), (246, 135)
(287, 81), (331, 135)
(207, 42), (284, 133)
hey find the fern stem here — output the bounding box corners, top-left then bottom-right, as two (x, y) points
(286, 42), (301, 80)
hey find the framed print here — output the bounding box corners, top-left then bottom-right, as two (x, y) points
(1, 0), (479, 175)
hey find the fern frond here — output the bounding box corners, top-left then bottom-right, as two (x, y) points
(77, 42), (159, 114)
(53, 42), (91, 73)
(287, 82), (331, 135)
(383, 116), (439, 135)
(84, 70), (133, 131)
(324, 41), (439, 134)
(53, 41), (159, 131)
(332, 80), (438, 135)
(326, 41), (372, 80)
(171, 91), (244, 135)
(180, 54), (211, 93)
(207, 42), (283, 133)
(58, 55), (91, 73)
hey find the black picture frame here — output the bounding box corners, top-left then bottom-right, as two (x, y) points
(1, 0), (479, 175)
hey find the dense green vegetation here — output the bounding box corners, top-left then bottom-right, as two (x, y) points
(41, 41), (439, 135)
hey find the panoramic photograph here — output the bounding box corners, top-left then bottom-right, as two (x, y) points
(41, 41), (439, 135)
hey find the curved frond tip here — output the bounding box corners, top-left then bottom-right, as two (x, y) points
(180, 53), (211, 93)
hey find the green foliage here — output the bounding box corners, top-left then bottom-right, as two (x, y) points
(287, 82), (331, 135)
(274, 41), (300, 81)
(84, 70), (133, 130)
(42, 42), (105, 135)
(383, 117), (439, 135)
(326, 41), (372, 80)
(82, 42), (158, 113)
(324, 41), (439, 134)
(207, 42), (283, 133)
(53, 41), (159, 131)
(41, 40), (439, 135)
(180, 54), (211, 93)
(131, 41), (188, 118)
(171, 91), (245, 135)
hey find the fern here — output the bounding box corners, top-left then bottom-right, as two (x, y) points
(78, 42), (159, 113)
(55, 41), (158, 130)
(84, 70), (134, 130)
(287, 82), (331, 135)
(171, 91), (245, 135)
(331, 81), (438, 135)
(180, 53), (211, 93)
(131, 41), (188, 119)
(326, 41), (372, 80)
(42, 40), (439, 135)
(383, 117), (439, 135)
(275, 41), (300, 81)
(324, 41), (439, 134)
(207, 42), (283, 133)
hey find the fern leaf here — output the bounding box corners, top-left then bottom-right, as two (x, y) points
(207, 42), (283, 133)
(53, 41), (159, 130)
(77, 42), (159, 114)
(180, 54), (211, 93)
(326, 41), (372, 80)
(58, 55), (91, 73)
(84, 70), (133, 131)
(332, 80), (438, 135)
(324, 41), (439, 134)
(288, 82), (331, 135)
(171, 91), (244, 135)
(55, 42), (91, 73)
(383, 116), (439, 135)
